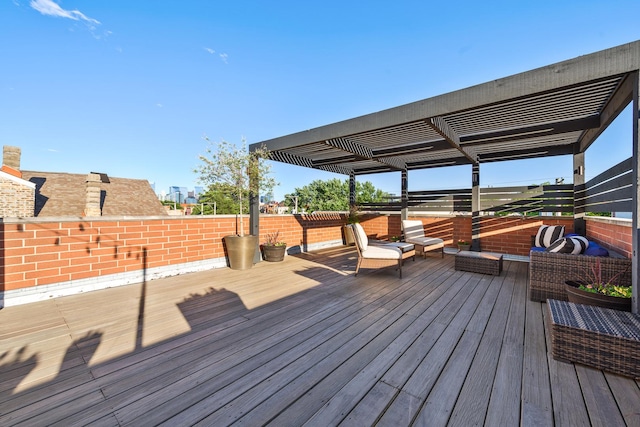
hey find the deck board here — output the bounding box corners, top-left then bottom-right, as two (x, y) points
(1, 246), (638, 426)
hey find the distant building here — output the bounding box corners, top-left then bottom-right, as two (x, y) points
(167, 186), (189, 204)
(0, 146), (35, 217)
(1, 145), (167, 217)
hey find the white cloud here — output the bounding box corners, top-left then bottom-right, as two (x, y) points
(30, 0), (100, 25)
(156, 103), (163, 108)
(205, 47), (228, 63)
(47, 148), (59, 152)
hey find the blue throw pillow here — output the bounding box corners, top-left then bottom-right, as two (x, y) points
(530, 246), (546, 252)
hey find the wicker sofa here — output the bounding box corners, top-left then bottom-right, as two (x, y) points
(528, 250), (632, 302)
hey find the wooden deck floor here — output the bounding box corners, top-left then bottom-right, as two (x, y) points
(1, 247), (639, 426)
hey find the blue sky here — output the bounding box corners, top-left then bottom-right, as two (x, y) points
(1, 1), (638, 201)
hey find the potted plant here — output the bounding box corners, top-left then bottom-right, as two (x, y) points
(262, 231), (287, 262)
(565, 258), (631, 311)
(343, 205), (360, 246)
(457, 240), (471, 251)
(196, 137), (277, 270)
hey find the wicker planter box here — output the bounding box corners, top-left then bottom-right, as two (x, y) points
(455, 251), (503, 275)
(547, 299), (640, 379)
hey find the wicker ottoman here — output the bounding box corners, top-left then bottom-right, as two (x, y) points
(455, 251), (503, 275)
(547, 299), (640, 379)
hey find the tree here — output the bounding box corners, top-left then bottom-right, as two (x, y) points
(284, 178), (389, 212)
(195, 138), (277, 235)
(190, 183), (246, 215)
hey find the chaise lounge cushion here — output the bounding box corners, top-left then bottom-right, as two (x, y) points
(360, 245), (402, 259)
(584, 241), (610, 257)
(351, 223), (369, 251)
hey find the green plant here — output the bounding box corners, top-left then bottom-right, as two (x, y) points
(195, 137), (277, 236)
(578, 258), (631, 298)
(346, 205), (360, 224)
(457, 240), (470, 246)
(390, 236), (400, 242)
(264, 231), (286, 247)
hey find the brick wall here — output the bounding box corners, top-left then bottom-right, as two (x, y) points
(1, 213), (631, 305)
(359, 215), (576, 257)
(1, 214), (346, 297)
(586, 217), (632, 258)
(0, 175), (34, 218)
(358, 215), (631, 257)
(477, 217), (573, 256)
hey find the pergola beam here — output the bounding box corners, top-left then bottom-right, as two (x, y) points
(325, 137), (406, 171)
(429, 116), (478, 164)
(579, 73), (635, 152)
(252, 42), (640, 153)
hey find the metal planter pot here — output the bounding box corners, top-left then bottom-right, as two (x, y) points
(224, 235), (259, 270)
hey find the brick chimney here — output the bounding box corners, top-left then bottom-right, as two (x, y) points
(2, 145), (22, 178)
(3, 145), (21, 169)
(85, 173), (102, 216)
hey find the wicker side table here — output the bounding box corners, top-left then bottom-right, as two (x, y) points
(454, 251), (503, 275)
(547, 299), (640, 379)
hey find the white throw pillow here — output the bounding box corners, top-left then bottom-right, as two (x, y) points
(535, 225), (564, 248)
(546, 236), (589, 254)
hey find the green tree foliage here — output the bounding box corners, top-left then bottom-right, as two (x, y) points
(190, 183), (247, 215)
(285, 178), (389, 212)
(195, 137), (277, 235)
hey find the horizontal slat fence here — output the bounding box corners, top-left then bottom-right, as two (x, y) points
(360, 185), (573, 214)
(361, 158), (633, 215)
(575, 157), (632, 213)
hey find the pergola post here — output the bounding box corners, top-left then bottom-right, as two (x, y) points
(349, 172), (356, 210)
(632, 71), (640, 314)
(249, 174), (261, 264)
(401, 169), (408, 221)
(471, 163), (481, 251)
(573, 152), (586, 236)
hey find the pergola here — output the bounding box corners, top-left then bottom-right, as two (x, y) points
(250, 40), (640, 313)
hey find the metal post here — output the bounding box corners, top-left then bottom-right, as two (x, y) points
(471, 164), (481, 251)
(573, 152), (586, 235)
(349, 172), (356, 210)
(249, 172), (261, 264)
(632, 71), (639, 314)
(401, 169), (408, 221)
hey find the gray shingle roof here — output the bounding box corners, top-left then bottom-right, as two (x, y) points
(21, 171), (168, 217)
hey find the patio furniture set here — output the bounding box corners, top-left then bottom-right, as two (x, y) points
(347, 220), (504, 278)
(527, 225), (639, 380)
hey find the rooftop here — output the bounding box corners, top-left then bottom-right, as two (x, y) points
(1, 247), (637, 425)
(21, 170), (167, 217)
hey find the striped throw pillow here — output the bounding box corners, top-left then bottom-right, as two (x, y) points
(546, 236), (589, 254)
(535, 225), (564, 248)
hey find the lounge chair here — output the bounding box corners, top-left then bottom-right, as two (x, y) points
(401, 220), (444, 258)
(347, 223), (407, 278)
